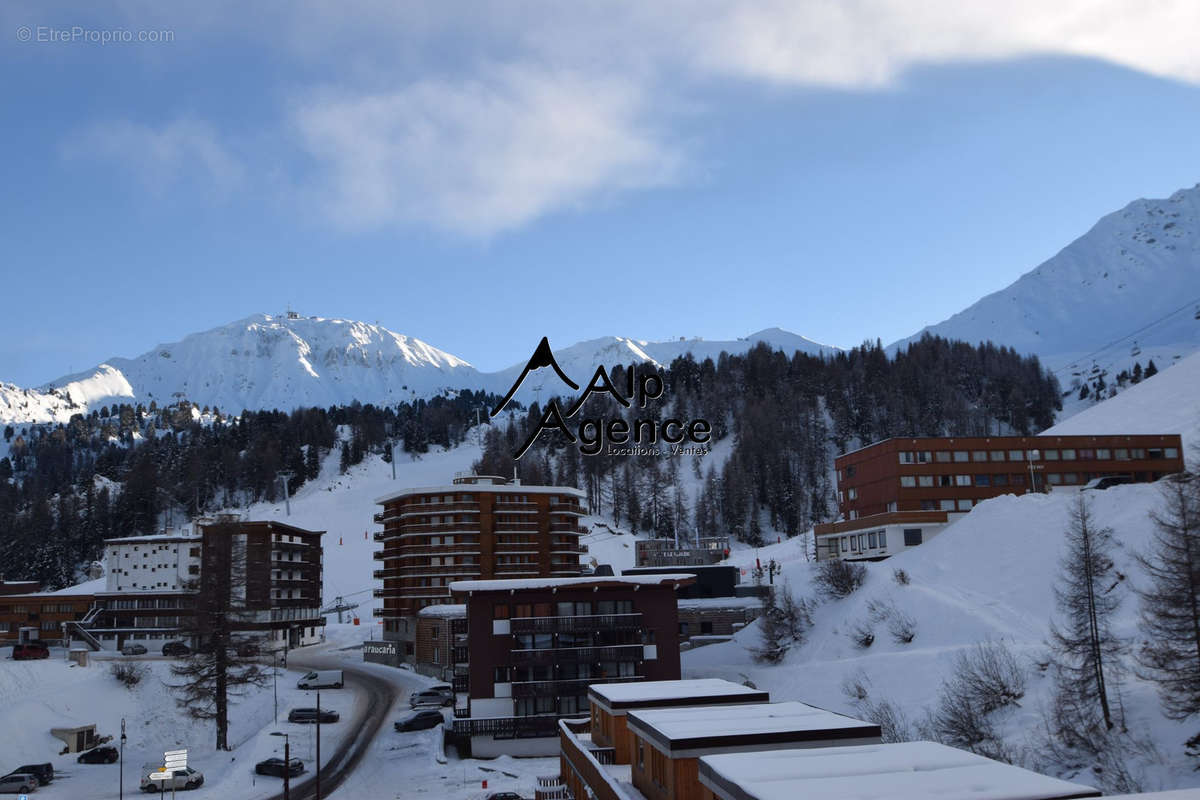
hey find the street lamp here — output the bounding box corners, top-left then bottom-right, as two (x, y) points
(315, 689), (322, 800)
(272, 650), (278, 724)
(1027, 449), (1043, 494)
(119, 717), (126, 800)
(270, 732), (290, 800)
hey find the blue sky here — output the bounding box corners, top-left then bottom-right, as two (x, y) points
(3, 2), (1200, 386)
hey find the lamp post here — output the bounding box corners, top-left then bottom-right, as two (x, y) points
(272, 650), (278, 724)
(119, 717), (126, 800)
(1027, 449), (1043, 494)
(315, 689), (321, 800)
(270, 732), (290, 800)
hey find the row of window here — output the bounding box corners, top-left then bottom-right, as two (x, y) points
(898, 473), (1026, 488)
(494, 600), (635, 619)
(895, 446), (1177, 466)
(514, 694), (587, 716)
(837, 528), (923, 554)
(0, 603), (80, 614)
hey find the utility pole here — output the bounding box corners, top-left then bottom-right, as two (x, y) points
(273, 651), (278, 723)
(270, 732), (290, 800)
(391, 437), (397, 480)
(316, 688), (322, 800)
(119, 717), (126, 800)
(277, 471), (294, 516)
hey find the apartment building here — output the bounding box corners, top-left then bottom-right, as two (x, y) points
(448, 574), (690, 757)
(815, 434), (1184, 561)
(372, 474), (588, 660)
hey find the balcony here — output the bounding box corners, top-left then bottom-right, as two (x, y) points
(510, 644), (645, 665)
(372, 568), (402, 580)
(373, 512), (386, 524)
(452, 646), (469, 664)
(372, 608), (387, 617)
(511, 675), (643, 698)
(397, 523), (483, 536)
(452, 715), (562, 739)
(511, 613), (643, 634)
(399, 501), (481, 516)
(373, 531), (387, 542)
(397, 543), (481, 557)
(452, 675), (469, 693)
(372, 551), (392, 561)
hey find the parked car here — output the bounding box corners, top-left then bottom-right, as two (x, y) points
(7, 764), (52, 785)
(0, 773), (37, 793)
(77, 746), (119, 764)
(139, 766), (204, 792)
(409, 689), (452, 708)
(121, 643), (148, 656)
(296, 669), (343, 689)
(394, 709), (444, 732)
(1083, 474), (1134, 491)
(162, 641), (191, 657)
(288, 707), (339, 724)
(485, 793), (527, 800)
(429, 683), (454, 700)
(255, 757), (305, 778)
(12, 641), (49, 660)
(232, 639), (260, 657)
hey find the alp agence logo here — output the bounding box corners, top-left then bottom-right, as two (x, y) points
(492, 337), (712, 460)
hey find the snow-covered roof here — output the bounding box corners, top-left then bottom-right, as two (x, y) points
(417, 604), (466, 619)
(37, 576), (107, 596)
(677, 596), (762, 610)
(589, 678), (767, 712)
(449, 574), (695, 593)
(375, 483), (586, 504)
(627, 701), (879, 754)
(104, 533), (201, 545)
(698, 741), (1099, 800)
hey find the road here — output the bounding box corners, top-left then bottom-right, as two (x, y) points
(265, 648), (399, 800)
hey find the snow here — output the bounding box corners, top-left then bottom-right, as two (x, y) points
(589, 678), (764, 706)
(699, 742), (1099, 800)
(417, 604), (466, 619)
(1043, 348), (1200, 456)
(375, 482), (586, 502)
(626, 701), (877, 743)
(678, 597), (763, 610)
(892, 183), (1200, 381)
(449, 574), (696, 593)
(40, 576), (106, 595)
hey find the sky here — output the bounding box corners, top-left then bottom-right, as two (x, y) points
(3, 2), (1200, 386)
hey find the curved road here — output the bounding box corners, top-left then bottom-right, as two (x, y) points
(265, 649), (399, 800)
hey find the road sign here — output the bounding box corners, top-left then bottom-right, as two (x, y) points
(148, 770), (171, 781)
(164, 749), (187, 770)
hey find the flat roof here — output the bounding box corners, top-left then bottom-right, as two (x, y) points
(375, 483), (586, 504)
(627, 701), (880, 755)
(589, 679), (768, 712)
(417, 604), (466, 618)
(698, 741), (1099, 800)
(837, 433), (1183, 460)
(104, 534), (201, 545)
(450, 575), (695, 593)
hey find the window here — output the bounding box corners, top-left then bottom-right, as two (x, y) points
(1061, 473), (1078, 484)
(1131, 448), (1146, 459)
(840, 537), (848, 553)
(700, 621), (713, 635)
(955, 475), (971, 487)
(993, 474), (1008, 487)
(1115, 449), (1129, 461)
(637, 739), (645, 771)
(846, 465), (857, 478)
(954, 451), (969, 462)
(903, 529), (923, 546)
(974, 475), (991, 487)
(432, 647), (440, 664)
(920, 500), (937, 510)
(957, 499), (973, 511)
(935, 451), (951, 462)
(879, 531), (887, 548)
(918, 451), (932, 463)
(1008, 449), (1024, 461)
(938, 475), (953, 487)
(990, 451), (1005, 461)
(899, 451), (915, 464)
(1148, 448), (1164, 459)
(972, 451), (987, 462)
(494, 666), (511, 682)
(859, 534), (867, 550)
(918, 475), (934, 487)
(1044, 449), (1059, 461)
(868, 532), (877, 548)
(1061, 449), (1076, 460)
(1048, 473), (1063, 484)
(1096, 448), (1111, 459)
(493, 604), (509, 620)
(1166, 447), (1179, 459)
(900, 476), (916, 488)
(939, 499), (955, 511)
(847, 488), (858, 500)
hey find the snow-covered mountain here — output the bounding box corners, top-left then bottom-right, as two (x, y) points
(1, 317), (839, 424)
(892, 184), (1200, 378)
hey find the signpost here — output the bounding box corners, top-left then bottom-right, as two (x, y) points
(149, 749), (187, 800)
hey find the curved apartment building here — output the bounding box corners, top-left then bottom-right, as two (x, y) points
(372, 474), (587, 658)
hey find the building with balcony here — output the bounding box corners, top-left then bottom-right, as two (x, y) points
(447, 574), (691, 757)
(372, 474), (588, 660)
(697, 741), (1098, 800)
(815, 434), (1184, 561)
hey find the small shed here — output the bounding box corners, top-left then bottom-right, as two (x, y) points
(51, 724), (98, 754)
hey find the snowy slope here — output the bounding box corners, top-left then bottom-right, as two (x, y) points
(892, 184), (1200, 377)
(1044, 349), (1200, 457)
(688, 484), (1200, 792)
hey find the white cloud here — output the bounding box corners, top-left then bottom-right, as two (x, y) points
(62, 118), (243, 193)
(291, 67), (680, 236)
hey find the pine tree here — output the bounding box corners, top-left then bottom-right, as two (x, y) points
(1145, 360), (1158, 379)
(1048, 494), (1125, 735)
(753, 587), (788, 664)
(1135, 473), (1200, 750)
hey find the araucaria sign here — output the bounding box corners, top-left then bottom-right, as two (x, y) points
(492, 337), (712, 459)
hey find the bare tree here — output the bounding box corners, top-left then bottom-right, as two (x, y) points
(814, 559), (866, 600)
(168, 525), (269, 750)
(1136, 472), (1200, 752)
(1048, 494), (1125, 734)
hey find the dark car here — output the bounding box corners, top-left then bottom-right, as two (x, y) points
(78, 745), (119, 764)
(394, 709), (444, 732)
(409, 689), (452, 708)
(288, 707), (339, 724)
(162, 641), (191, 657)
(121, 643), (148, 656)
(485, 793), (527, 800)
(254, 757), (305, 778)
(12, 641), (49, 660)
(8, 763), (52, 785)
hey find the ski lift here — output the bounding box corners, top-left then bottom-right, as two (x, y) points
(1130, 341), (1141, 357)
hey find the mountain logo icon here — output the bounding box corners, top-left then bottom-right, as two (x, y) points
(490, 337), (579, 417)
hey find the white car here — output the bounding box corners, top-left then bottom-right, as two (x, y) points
(0, 773), (38, 793)
(140, 766), (204, 792)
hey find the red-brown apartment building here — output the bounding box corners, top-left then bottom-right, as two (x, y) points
(814, 434), (1183, 561)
